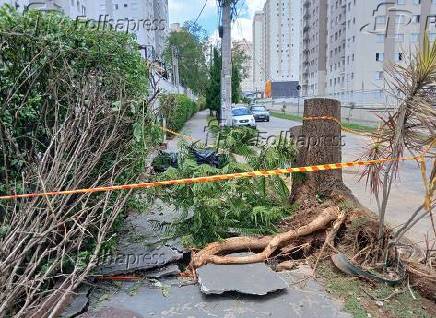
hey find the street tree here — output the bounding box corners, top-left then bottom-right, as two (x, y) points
(206, 48), (222, 116)
(164, 21), (209, 96)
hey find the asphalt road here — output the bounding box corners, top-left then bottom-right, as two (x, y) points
(257, 115), (434, 246)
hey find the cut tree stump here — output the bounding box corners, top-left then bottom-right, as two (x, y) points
(291, 98), (355, 204)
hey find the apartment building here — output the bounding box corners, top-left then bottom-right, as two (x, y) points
(0, 0), (88, 17)
(300, 0), (328, 96)
(233, 40), (254, 93)
(303, 0), (436, 104)
(87, 0), (168, 60)
(253, 10), (265, 93)
(263, 0), (301, 82)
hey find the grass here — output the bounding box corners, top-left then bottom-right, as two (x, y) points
(271, 112), (376, 134)
(318, 262), (434, 318)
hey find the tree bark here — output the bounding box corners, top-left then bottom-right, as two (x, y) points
(291, 98), (353, 203)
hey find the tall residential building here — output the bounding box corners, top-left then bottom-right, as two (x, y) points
(233, 40), (254, 93)
(252, 10), (265, 93)
(263, 0), (301, 82)
(0, 0), (88, 17)
(87, 0), (168, 61)
(302, 0), (436, 104)
(300, 0), (328, 96)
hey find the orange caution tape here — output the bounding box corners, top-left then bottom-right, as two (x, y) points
(0, 156), (421, 201)
(160, 126), (194, 141)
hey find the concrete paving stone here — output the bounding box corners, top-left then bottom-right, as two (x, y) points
(144, 264), (181, 278)
(196, 255), (288, 295)
(94, 244), (183, 276)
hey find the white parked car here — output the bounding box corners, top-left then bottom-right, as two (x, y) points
(229, 107), (256, 128)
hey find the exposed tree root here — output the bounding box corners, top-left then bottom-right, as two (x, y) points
(190, 206), (340, 269)
(312, 210), (347, 275)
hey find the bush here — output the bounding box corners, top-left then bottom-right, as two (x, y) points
(0, 7), (161, 315)
(160, 93), (198, 132)
(0, 6), (154, 195)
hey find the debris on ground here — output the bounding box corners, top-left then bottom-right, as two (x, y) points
(196, 253), (288, 295)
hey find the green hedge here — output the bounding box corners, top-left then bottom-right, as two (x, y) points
(0, 6), (156, 194)
(160, 94), (198, 132)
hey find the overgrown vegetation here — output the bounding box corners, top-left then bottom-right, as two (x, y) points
(0, 7), (161, 316)
(159, 93), (198, 132)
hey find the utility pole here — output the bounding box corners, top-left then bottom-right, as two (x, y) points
(220, 0), (232, 126)
(171, 46), (180, 93)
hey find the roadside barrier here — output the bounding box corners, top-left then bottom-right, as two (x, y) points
(0, 156), (423, 201)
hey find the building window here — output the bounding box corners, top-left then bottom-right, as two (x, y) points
(395, 33), (404, 42)
(376, 53), (384, 61)
(413, 0), (421, 4)
(411, 33), (419, 42)
(124, 3), (128, 7)
(375, 71), (384, 80)
(396, 0), (405, 4)
(394, 53), (404, 62)
(429, 33), (436, 41)
(114, 4), (119, 9)
(377, 34), (385, 43)
(412, 15), (420, 23)
(375, 16), (386, 25)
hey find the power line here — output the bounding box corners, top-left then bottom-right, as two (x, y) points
(194, 0), (208, 24)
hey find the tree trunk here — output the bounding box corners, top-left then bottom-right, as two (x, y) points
(291, 98), (354, 204)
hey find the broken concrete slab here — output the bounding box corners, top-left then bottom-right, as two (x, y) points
(61, 285), (90, 318)
(196, 254), (288, 296)
(94, 244), (183, 276)
(144, 264), (181, 279)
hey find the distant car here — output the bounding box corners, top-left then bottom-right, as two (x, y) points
(229, 107), (256, 128)
(250, 105), (270, 122)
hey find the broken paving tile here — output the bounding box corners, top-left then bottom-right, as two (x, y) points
(94, 244), (183, 276)
(144, 264), (181, 278)
(61, 285), (90, 318)
(197, 254), (288, 296)
(78, 308), (143, 318)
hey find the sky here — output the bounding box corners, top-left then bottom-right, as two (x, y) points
(168, 0), (266, 42)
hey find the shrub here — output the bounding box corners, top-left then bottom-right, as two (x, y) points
(0, 7), (161, 315)
(160, 93), (198, 132)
